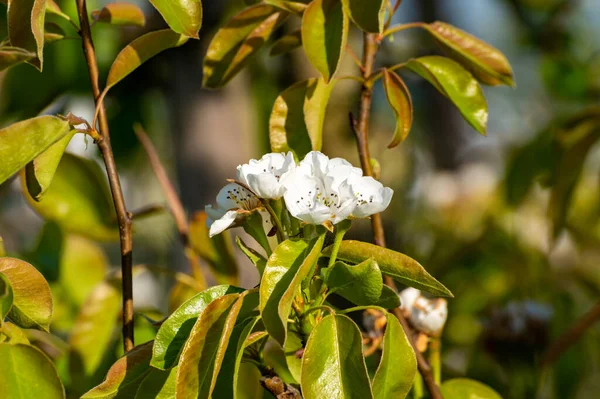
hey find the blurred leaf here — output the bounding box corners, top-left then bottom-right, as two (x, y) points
(44, 22), (67, 43)
(0, 343), (65, 398)
(0, 115), (71, 185)
(151, 285), (244, 370)
(7, 0), (46, 70)
(81, 341), (154, 399)
(302, 0), (348, 82)
(0, 236), (4, 257)
(203, 4), (288, 88)
(424, 21), (515, 87)
(21, 153), (118, 241)
(236, 236), (267, 276)
(406, 56), (488, 135)
(270, 29), (302, 56)
(0, 272), (14, 319)
(0, 257), (52, 331)
(168, 281), (199, 314)
(46, 0), (70, 21)
(323, 240), (452, 297)
(324, 259), (384, 306)
(263, 338), (297, 384)
(301, 314), (373, 399)
(265, 0), (308, 14)
(189, 211), (238, 285)
(341, 0), (386, 33)
(134, 367), (177, 399)
(0, 46), (36, 71)
(0, 321), (31, 344)
(270, 78), (334, 159)
(105, 29), (189, 93)
(149, 0), (202, 38)
(440, 378), (502, 399)
(382, 69), (413, 148)
(235, 363), (263, 399)
(260, 236), (325, 345)
(24, 131), (74, 201)
(371, 314), (416, 399)
(92, 3), (146, 27)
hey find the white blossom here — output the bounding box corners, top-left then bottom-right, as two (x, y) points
(236, 152), (295, 199)
(399, 288), (447, 336)
(349, 175), (394, 218)
(205, 183), (262, 237)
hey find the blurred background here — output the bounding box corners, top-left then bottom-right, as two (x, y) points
(1, 0), (600, 398)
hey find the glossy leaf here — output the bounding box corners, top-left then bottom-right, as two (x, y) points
(325, 259), (383, 306)
(134, 367), (177, 399)
(270, 78), (334, 158)
(105, 29), (188, 92)
(44, 22), (67, 43)
(236, 236), (267, 275)
(21, 153), (118, 241)
(149, 0), (202, 38)
(151, 285), (243, 370)
(341, 0), (386, 33)
(406, 56), (488, 135)
(302, 0), (348, 82)
(0, 272), (14, 319)
(260, 236), (325, 345)
(0, 46), (36, 71)
(92, 3), (146, 27)
(270, 29), (302, 56)
(203, 4), (288, 88)
(284, 329), (303, 383)
(81, 341), (154, 399)
(323, 240), (452, 297)
(382, 69), (413, 148)
(0, 115), (71, 185)
(7, 0), (46, 70)
(424, 21), (515, 87)
(301, 314), (373, 399)
(265, 0), (308, 14)
(440, 378), (502, 399)
(0, 257), (52, 331)
(371, 314), (416, 399)
(0, 343), (65, 398)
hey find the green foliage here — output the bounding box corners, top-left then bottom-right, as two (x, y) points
(341, 0), (386, 34)
(7, 0), (46, 70)
(149, 0), (202, 38)
(382, 69), (413, 148)
(441, 378), (502, 399)
(92, 3), (146, 28)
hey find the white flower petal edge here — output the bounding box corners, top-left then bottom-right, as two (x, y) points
(205, 183), (262, 237)
(236, 152), (295, 198)
(350, 176), (394, 218)
(411, 297), (448, 337)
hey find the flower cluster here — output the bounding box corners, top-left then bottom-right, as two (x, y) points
(399, 288), (448, 337)
(205, 151), (393, 237)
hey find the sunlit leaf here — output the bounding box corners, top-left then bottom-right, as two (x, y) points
(283, 329), (303, 383)
(203, 4), (288, 88)
(92, 3), (146, 27)
(301, 314), (373, 399)
(424, 21), (515, 87)
(236, 236), (267, 276)
(7, 0), (46, 70)
(440, 378), (502, 399)
(0, 343), (65, 398)
(270, 78), (334, 159)
(406, 56), (488, 135)
(0, 321), (31, 345)
(0, 272), (14, 319)
(270, 29), (302, 56)
(324, 258), (384, 306)
(382, 69), (413, 148)
(265, 0), (308, 14)
(149, 0), (202, 38)
(44, 22), (67, 43)
(341, 0), (386, 33)
(302, 0), (348, 82)
(323, 240), (452, 297)
(46, 0), (71, 21)
(260, 236), (325, 345)
(0, 115), (71, 185)
(0, 46), (36, 71)
(371, 314), (416, 399)
(0, 257), (52, 331)
(134, 367), (177, 399)
(235, 363), (263, 399)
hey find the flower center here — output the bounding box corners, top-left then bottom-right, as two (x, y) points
(226, 186), (260, 210)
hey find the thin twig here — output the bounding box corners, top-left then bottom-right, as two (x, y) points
(129, 204), (167, 220)
(75, 0), (135, 352)
(133, 124), (207, 288)
(352, 32), (444, 399)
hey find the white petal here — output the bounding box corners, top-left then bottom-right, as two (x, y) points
(411, 298), (448, 336)
(205, 204), (225, 225)
(299, 151), (329, 176)
(247, 173), (283, 199)
(351, 177), (394, 218)
(399, 288), (421, 311)
(209, 210), (238, 237)
(216, 183), (260, 211)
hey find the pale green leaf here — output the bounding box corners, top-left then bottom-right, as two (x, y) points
(341, 0), (386, 33)
(382, 69), (413, 148)
(92, 3), (146, 27)
(7, 0), (46, 70)
(149, 0), (202, 38)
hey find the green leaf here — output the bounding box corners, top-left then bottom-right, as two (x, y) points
(203, 4), (288, 88)
(382, 69), (413, 148)
(324, 258), (384, 306)
(134, 367), (177, 399)
(406, 56), (488, 135)
(270, 29), (302, 56)
(424, 21), (515, 87)
(260, 235), (325, 345)
(302, 0), (348, 82)
(0, 236), (4, 257)
(0, 272), (14, 319)
(46, 0), (71, 22)
(0, 321), (31, 345)
(372, 285), (401, 308)
(0, 46), (36, 71)
(105, 29), (189, 93)
(283, 329), (303, 383)
(440, 378), (502, 399)
(151, 285), (243, 370)
(341, 0), (386, 33)
(81, 341), (154, 399)
(301, 314), (373, 399)
(0, 343), (65, 398)
(236, 236), (267, 276)
(371, 314), (416, 399)
(242, 212), (272, 256)
(323, 240), (452, 297)
(44, 22), (67, 43)
(149, 0), (202, 38)
(235, 363), (264, 399)
(175, 293), (246, 399)
(7, 0), (46, 70)
(0, 115), (71, 185)
(24, 131), (74, 201)
(270, 78), (334, 159)
(0, 257), (52, 331)
(265, 0), (308, 14)
(92, 3), (146, 27)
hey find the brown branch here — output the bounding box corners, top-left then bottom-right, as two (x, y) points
(542, 300), (600, 366)
(133, 125), (207, 288)
(260, 376), (302, 399)
(75, 0), (134, 352)
(352, 32), (444, 399)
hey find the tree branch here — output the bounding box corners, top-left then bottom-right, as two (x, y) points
(75, 0), (134, 352)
